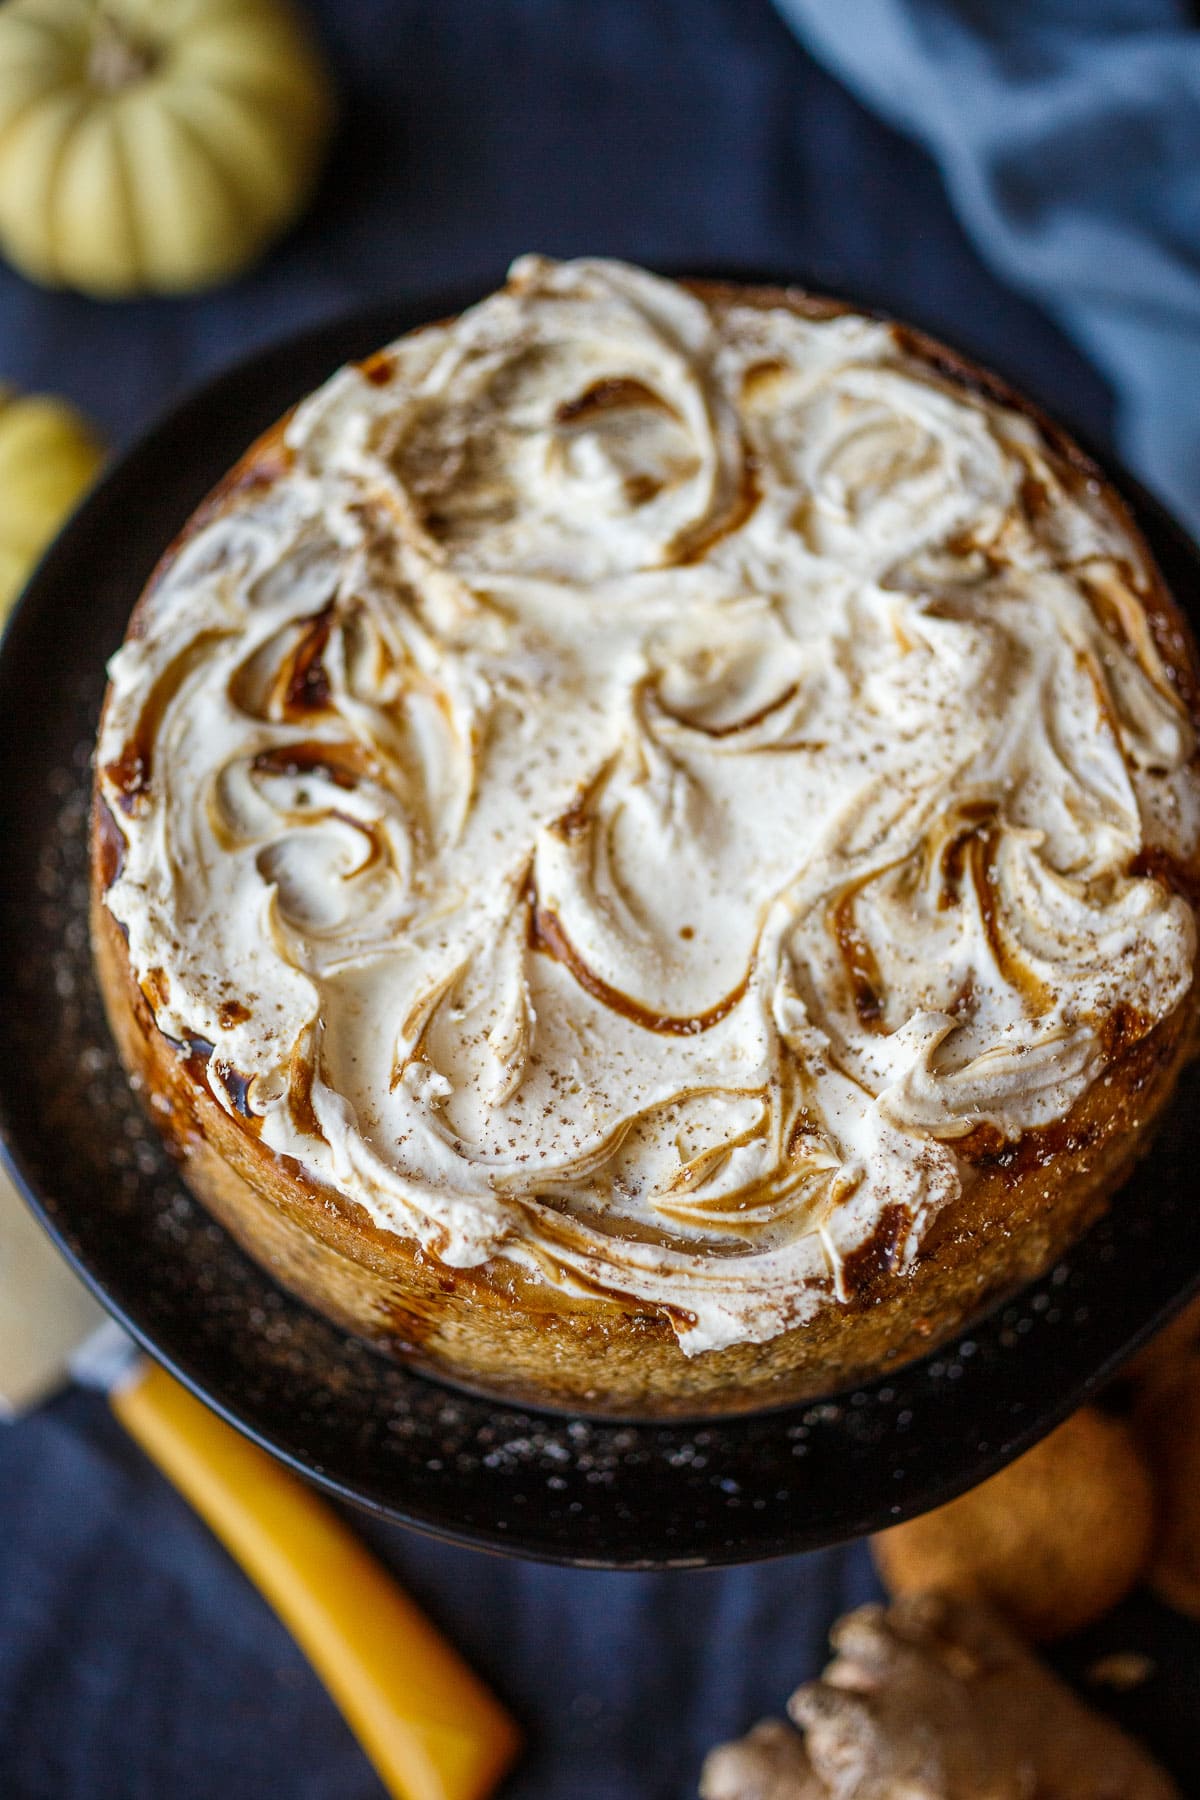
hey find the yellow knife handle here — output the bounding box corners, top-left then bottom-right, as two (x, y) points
(110, 1360), (521, 1800)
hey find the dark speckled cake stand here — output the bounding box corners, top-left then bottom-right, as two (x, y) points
(1, 283), (1200, 1569)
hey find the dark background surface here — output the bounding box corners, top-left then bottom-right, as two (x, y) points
(0, 3), (1151, 1797)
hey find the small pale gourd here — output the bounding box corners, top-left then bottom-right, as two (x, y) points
(0, 0), (334, 297)
(0, 387), (102, 618)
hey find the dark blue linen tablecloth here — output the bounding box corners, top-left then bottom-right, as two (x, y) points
(0, 4), (1115, 1795)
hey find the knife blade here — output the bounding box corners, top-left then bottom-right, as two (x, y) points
(0, 1159), (108, 1415)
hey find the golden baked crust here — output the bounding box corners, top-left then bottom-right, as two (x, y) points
(90, 278), (1200, 1417)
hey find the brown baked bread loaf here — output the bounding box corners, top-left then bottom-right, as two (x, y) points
(91, 257), (1200, 1416)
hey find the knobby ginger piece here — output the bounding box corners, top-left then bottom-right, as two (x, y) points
(1124, 1292), (1200, 1392)
(699, 1593), (1177, 1799)
(700, 1718), (824, 1800)
(1134, 1352), (1200, 1619)
(871, 1408), (1153, 1639)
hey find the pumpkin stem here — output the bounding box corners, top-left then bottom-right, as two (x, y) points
(88, 13), (159, 92)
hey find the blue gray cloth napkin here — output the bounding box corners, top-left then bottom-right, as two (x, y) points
(775, 0), (1200, 534)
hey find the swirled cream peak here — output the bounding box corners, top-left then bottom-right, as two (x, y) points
(97, 257), (1200, 1353)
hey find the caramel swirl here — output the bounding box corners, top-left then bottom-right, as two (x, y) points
(97, 258), (1200, 1353)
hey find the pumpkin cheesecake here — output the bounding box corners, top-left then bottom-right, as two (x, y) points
(91, 258), (1200, 1415)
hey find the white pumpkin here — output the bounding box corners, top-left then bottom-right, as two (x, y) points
(0, 0), (334, 297)
(0, 386), (102, 617)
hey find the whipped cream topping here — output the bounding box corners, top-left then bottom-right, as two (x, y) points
(97, 257), (1200, 1353)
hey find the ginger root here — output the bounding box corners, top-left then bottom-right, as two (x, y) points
(1134, 1351), (1200, 1620)
(1124, 1291), (1200, 1392)
(699, 1593), (1177, 1799)
(870, 1408), (1153, 1640)
(699, 1718), (824, 1800)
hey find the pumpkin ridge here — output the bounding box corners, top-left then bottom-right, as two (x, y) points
(0, 11), (79, 61)
(27, 92), (90, 287)
(167, 68), (325, 126)
(0, 14), (78, 158)
(161, 85), (290, 224)
(163, 50), (332, 154)
(107, 102), (144, 292)
(164, 16), (332, 115)
(50, 98), (143, 292)
(0, 85), (67, 169)
(153, 92), (260, 234)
